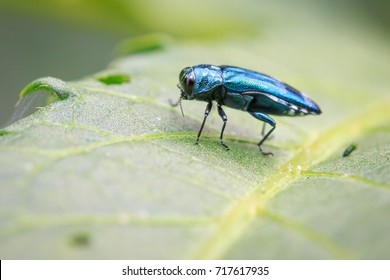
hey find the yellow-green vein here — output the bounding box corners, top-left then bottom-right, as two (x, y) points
(195, 100), (390, 259)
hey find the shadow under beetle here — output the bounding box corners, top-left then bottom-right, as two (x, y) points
(171, 64), (322, 156)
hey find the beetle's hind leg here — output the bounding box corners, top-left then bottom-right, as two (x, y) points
(249, 112), (276, 156)
(217, 105), (230, 150)
(196, 101), (212, 145)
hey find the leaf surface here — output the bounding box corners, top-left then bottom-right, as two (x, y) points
(0, 9), (389, 259)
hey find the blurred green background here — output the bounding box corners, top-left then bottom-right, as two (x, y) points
(0, 0), (389, 125)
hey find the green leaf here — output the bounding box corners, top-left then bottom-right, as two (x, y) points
(1, 10), (390, 259)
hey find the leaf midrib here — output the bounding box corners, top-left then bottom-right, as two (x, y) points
(194, 100), (390, 260)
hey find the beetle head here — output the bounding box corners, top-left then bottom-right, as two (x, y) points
(170, 67), (195, 117)
(178, 67), (195, 100)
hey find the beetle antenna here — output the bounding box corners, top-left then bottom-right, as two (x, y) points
(169, 97), (180, 107)
(169, 93), (185, 117)
(178, 96), (184, 117)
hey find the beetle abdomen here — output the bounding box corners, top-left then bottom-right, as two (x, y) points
(247, 91), (320, 116)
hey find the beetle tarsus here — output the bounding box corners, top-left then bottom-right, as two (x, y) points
(259, 146), (273, 156)
(217, 105), (230, 151)
(258, 125), (275, 156)
(221, 141), (230, 150)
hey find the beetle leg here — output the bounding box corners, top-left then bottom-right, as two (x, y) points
(249, 111), (276, 156)
(261, 122), (274, 139)
(196, 101), (213, 145)
(217, 105), (229, 150)
(261, 123), (266, 136)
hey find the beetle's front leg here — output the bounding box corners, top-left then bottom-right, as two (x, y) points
(196, 101), (212, 145)
(217, 105), (229, 150)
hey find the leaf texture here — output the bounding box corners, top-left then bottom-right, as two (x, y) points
(0, 21), (389, 259)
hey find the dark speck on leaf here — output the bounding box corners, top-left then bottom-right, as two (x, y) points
(69, 232), (91, 247)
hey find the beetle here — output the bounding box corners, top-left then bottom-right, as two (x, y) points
(170, 64), (322, 155)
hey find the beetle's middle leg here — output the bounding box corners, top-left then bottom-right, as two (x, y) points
(217, 105), (229, 150)
(249, 111), (276, 156)
(196, 101), (212, 145)
(261, 123), (266, 136)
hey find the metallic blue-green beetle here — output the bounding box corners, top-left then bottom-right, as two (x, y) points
(171, 64), (322, 155)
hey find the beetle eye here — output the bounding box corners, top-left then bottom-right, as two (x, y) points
(186, 76), (195, 87)
(179, 67), (195, 95)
